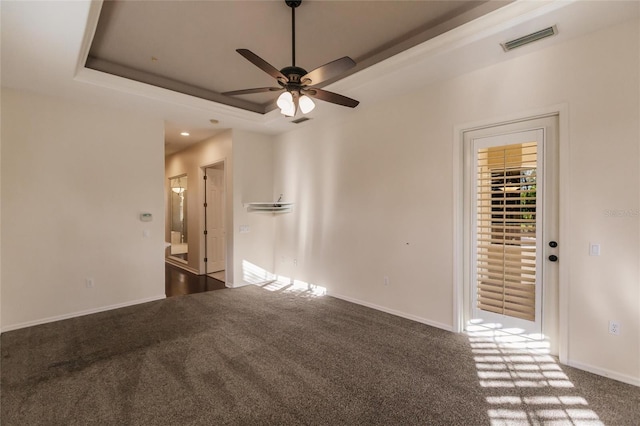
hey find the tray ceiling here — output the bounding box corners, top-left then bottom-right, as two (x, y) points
(86, 0), (510, 115)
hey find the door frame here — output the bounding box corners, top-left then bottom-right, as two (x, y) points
(198, 159), (229, 278)
(452, 104), (569, 363)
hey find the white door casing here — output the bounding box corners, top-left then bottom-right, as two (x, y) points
(462, 115), (559, 345)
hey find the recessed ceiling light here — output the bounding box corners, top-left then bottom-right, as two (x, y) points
(180, 132), (190, 136)
(209, 119), (219, 125)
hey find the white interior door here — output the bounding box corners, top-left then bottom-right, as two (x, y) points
(206, 167), (225, 273)
(465, 116), (558, 337)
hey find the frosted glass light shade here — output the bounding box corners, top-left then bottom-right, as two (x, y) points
(277, 91), (295, 117)
(299, 95), (315, 114)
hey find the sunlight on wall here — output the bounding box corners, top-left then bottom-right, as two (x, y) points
(242, 259), (276, 284)
(242, 259), (326, 297)
(467, 323), (603, 425)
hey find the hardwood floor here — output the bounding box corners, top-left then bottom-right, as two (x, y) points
(165, 263), (227, 297)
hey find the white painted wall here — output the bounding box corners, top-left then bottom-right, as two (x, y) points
(231, 130), (276, 287)
(165, 130), (233, 278)
(1, 89), (166, 330)
(272, 20), (640, 384)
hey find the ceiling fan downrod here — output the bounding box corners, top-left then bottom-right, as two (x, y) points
(285, 0), (301, 66)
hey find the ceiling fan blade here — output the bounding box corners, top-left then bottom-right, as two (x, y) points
(301, 56), (356, 86)
(222, 87), (283, 96)
(304, 88), (359, 108)
(236, 49), (288, 82)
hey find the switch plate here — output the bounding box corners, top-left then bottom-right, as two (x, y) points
(590, 243), (601, 256)
(239, 225), (250, 233)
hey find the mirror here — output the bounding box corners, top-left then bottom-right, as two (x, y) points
(169, 175), (188, 262)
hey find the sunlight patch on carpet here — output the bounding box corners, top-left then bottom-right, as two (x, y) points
(260, 276), (326, 298)
(467, 323), (603, 425)
(242, 259), (326, 297)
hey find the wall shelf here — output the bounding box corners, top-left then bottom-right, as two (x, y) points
(245, 202), (293, 213)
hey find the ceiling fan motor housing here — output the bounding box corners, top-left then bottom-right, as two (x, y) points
(279, 66), (309, 89)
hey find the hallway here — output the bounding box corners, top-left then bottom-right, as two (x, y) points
(165, 263), (226, 297)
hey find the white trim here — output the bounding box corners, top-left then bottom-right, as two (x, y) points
(200, 159), (229, 276)
(556, 105), (570, 365)
(565, 360), (640, 388)
(329, 292), (453, 332)
(452, 119), (466, 333)
(0, 294), (166, 333)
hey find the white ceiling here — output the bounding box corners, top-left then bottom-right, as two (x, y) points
(2, 1), (638, 156)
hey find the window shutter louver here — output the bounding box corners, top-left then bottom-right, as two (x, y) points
(475, 142), (538, 322)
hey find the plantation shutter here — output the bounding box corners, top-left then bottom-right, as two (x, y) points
(475, 142), (538, 321)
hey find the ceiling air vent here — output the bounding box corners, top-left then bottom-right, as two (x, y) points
(501, 26), (557, 52)
(291, 117), (312, 124)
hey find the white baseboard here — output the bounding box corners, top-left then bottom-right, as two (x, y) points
(565, 359), (640, 387)
(1, 294), (167, 333)
(327, 292), (453, 332)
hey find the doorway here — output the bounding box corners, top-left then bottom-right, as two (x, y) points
(462, 116), (559, 342)
(204, 163), (226, 282)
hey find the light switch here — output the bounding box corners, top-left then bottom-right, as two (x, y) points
(589, 243), (600, 256)
(239, 225), (250, 234)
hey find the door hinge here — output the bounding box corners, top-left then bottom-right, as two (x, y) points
(204, 258), (208, 262)
(204, 230), (208, 235)
(203, 175), (208, 180)
(204, 202), (208, 207)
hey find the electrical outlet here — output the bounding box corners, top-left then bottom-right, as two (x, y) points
(85, 278), (94, 289)
(383, 276), (389, 286)
(608, 320), (621, 335)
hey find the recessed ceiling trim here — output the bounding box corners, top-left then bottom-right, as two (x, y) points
(85, 57), (265, 114)
(74, 67), (270, 124)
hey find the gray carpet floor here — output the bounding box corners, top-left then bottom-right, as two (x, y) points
(1, 285), (639, 425)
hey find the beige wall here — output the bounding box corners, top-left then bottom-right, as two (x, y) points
(1, 89), (166, 330)
(272, 20), (640, 384)
(231, 130), (276, 287)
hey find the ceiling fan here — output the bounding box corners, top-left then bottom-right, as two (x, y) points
(222, 0), (359, 117)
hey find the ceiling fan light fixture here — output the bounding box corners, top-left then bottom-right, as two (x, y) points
(299, 95), (315, 114)
(225, 0), (359, 115)
(277, 91), (296, 116)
